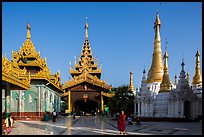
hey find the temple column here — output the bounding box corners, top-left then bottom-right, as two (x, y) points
(141, 102), (145, 116)
(180, 101), (184, 117)
(150, 103), (153, 116)
(101, 92), (104, 112)
(171, 101), (174, 117)
(175, 100), (179, 117)
(19, 90), (22, 118)
(38, 86), (41, 116)
(5, 83), (11, 113)
(68, 90), (71, 113)
(138, 102), (141, 116)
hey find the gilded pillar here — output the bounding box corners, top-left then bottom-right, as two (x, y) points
(101, 92), (104, 112)
(68, 90), (71, 113)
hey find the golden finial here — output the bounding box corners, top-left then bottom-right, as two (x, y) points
(192, 50), (202, 85)
(85, 17), (88, 41)
(164, 38), (168, 59)
(27, 23), (31, 39)
(154, 10), (161, 28)
(129, 69), (134, 92)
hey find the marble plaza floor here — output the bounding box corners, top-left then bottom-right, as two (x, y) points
(6, 115), (202, 135)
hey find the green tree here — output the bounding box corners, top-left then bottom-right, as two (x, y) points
(107, 85), (134, 116)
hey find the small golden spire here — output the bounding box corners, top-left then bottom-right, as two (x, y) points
(129, 69), (134, 92)
(27, 23), (31, 39)
(159, 47), (172, 92)
(192, 50), (202, 86)
(85, 17), (88, 41)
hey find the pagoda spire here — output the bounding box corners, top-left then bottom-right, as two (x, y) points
(174, 75), (178, 86)
(69, 17), (102, 79)
(85, 17), (88, 41)
(192, 50), (202, 86)
(147, 11), (163, 83)
(27, 23), (31, 40)
(129, 69), (134, 92)
(159, 46), (172, 92)
(186, 72), (190, 83)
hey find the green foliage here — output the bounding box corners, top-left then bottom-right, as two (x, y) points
(107, 85), (134, 116)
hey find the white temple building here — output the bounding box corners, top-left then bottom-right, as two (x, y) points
(133, 11), (202, 121)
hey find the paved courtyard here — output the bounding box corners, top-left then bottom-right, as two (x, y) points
(6, 116), (202, 135)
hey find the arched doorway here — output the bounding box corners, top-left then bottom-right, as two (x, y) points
(74, 99), (98, 115)
(184, 100), (191, 120)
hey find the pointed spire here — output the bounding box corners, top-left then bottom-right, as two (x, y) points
(174, 75), (178, 86)
(74, 56), (77, 64)
(147, 11), (163, 83)
(159, 47), (172, 92)
(27, 23), (31, 40)
(154, 11), (161, 42)
(192, 50), (202, 86)
(186, 72), (190, 83)
(85, 17), (88, 41)
(181, 58), (185, 71)
(69, 61), (72, 69)
(129, 69), (134, 92)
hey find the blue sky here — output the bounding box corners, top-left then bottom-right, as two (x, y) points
(2, 2), (202, 88)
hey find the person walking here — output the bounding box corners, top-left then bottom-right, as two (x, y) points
(4, 114), (14, 135)
(117, 110), (126, 135)
(52, 110), (57, 122)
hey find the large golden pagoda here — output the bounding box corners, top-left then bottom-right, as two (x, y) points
(192, 50), (202, 86)
(159, 50), (172, 92)
(147, 11), (164, 83)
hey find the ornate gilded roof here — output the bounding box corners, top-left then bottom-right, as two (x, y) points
(11, 24), (46, 70)
(63, 71), (111, 90)
(147, 11), (164, 83)
(2, 55), (30, 90)
(192, 50), (202, 86)
(70, 17), (102, 79)
(10, 23), (62, 92)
